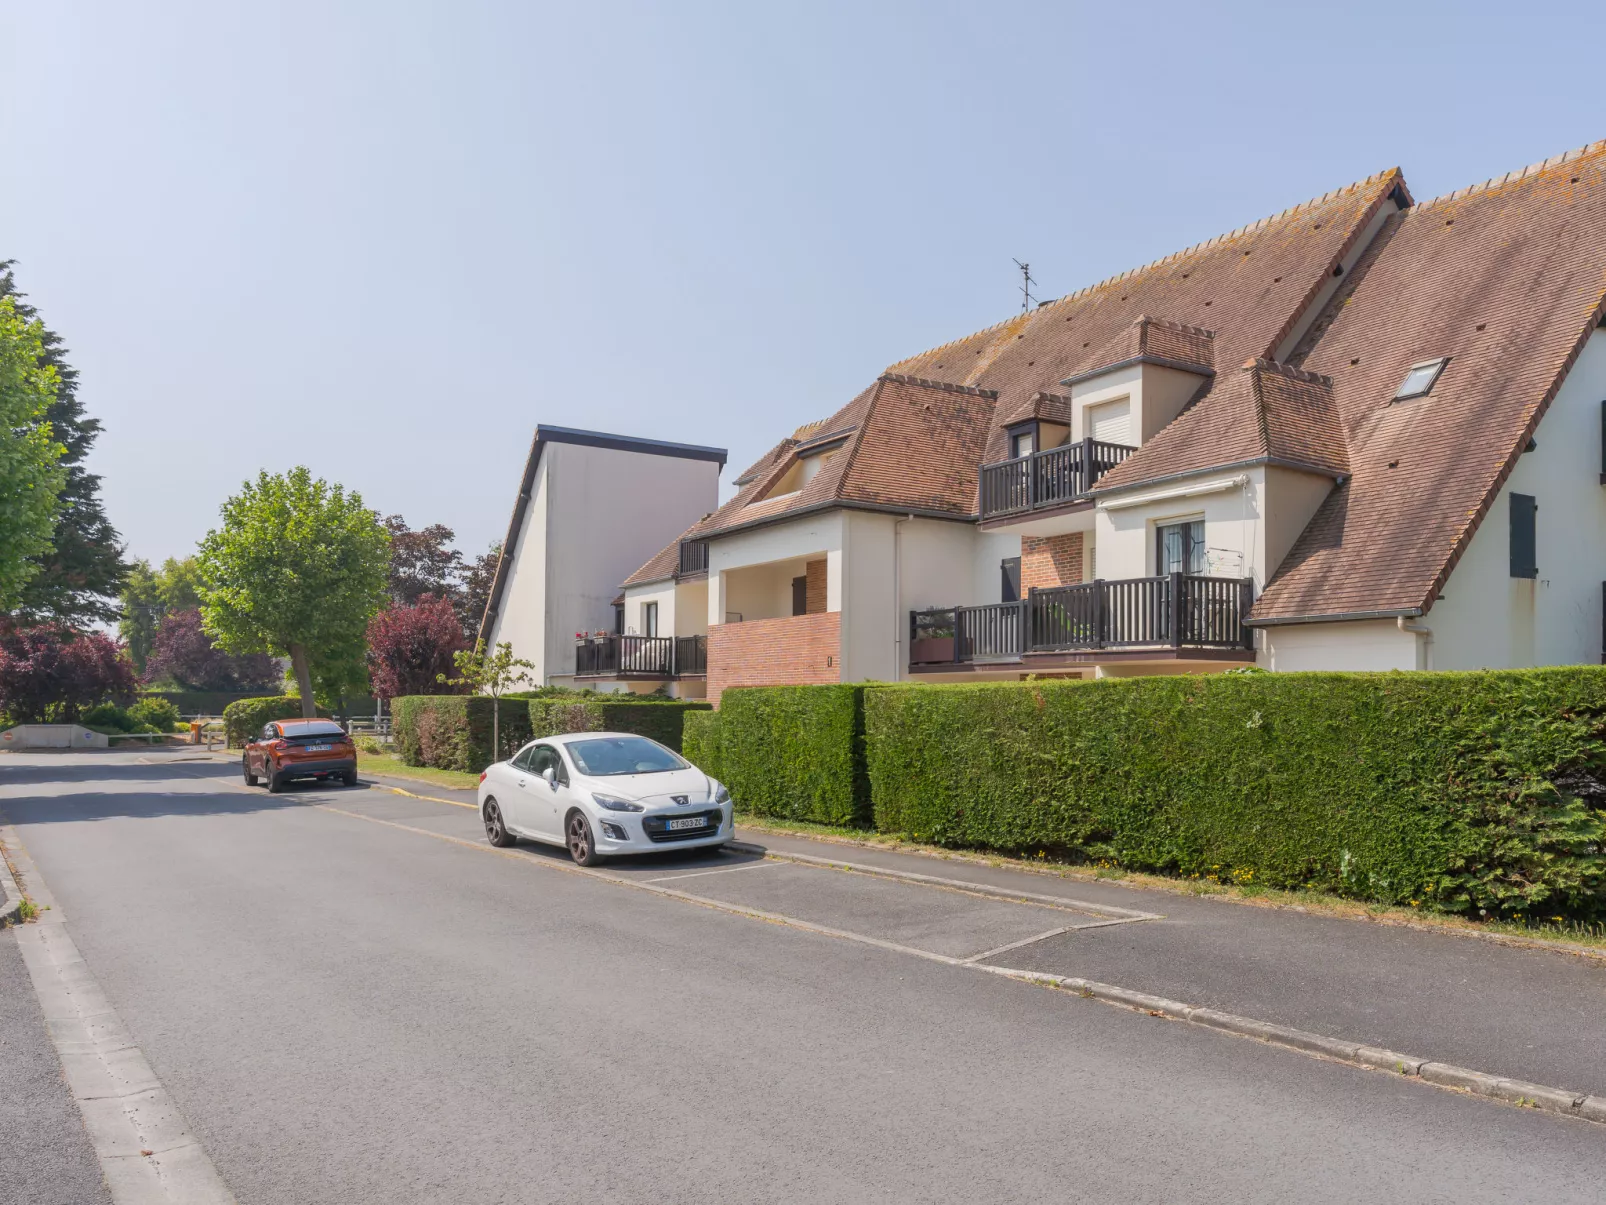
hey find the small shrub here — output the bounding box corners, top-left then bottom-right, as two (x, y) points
(127, 697), (182, 732)
(82, 702), (133, 732)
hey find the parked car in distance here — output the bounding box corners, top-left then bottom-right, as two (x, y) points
(244, 719), (357, 792)
(477, 731), (733, 866)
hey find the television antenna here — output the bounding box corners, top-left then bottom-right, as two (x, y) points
(1013, 258), (1037, 312)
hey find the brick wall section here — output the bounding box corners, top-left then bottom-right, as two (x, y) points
(1021, 533), (1084, 591)
(804, 559), (828, 614)
(707, 612), (840, 705)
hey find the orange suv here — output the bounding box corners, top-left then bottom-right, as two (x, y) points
(244, 720), (358, 792)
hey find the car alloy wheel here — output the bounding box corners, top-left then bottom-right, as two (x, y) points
(242, 756), (258, 787)
(567, 812), (599, 866)
(483, 799), (514, 847)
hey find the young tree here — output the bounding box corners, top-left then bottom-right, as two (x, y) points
(457, 542), (501, 639)
(197, 467), (390, 718)
(382, 515), (464, 608)
(143, 608), (279, 691)
(0, 622), (137, 722)
(119, 556), (205, 673)
(438, 639), (533, 763)
(0, 296), (67, 612)
(367, 594), (466, 700)
(0, 262), (127, 624)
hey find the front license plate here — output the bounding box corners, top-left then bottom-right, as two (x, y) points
(667, 816), (708, 831)
(305, 744), (333, 752)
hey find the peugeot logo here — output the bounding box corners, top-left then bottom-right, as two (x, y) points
(672, 795), (689, 807)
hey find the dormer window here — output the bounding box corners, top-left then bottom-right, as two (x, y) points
(1011, 430), (1036, 459)
(1394, 358), (1448, 401)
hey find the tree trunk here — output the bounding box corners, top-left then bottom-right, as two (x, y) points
(492, 696), (500, 765)
(288, 643), (317, 718)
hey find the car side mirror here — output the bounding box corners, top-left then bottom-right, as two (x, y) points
(541, 766), (556, 785)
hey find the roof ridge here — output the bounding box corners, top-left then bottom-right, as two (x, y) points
(878, 372), (999, 398)
(1411, 139), (1606, 211)
(1245, 357), (1332, 387)
(884, 169), (1403, 372)
(1133, 315), (1217, 339)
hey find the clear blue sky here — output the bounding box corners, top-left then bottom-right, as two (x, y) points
(2, 1), (1599, 568)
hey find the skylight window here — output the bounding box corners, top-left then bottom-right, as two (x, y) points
(1393, 358), (1448, 401)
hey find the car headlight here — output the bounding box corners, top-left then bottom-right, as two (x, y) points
(593, 793), (644, 812)
(714, 783), (730, 804)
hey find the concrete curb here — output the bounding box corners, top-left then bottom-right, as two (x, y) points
(978, 966), (1606, 1125)
(0, 827), (26, 926)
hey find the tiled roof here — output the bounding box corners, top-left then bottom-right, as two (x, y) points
(1095, 358), (1346, 490)
(1061, 316), (1216, 386)
(620, 519), (707, 588)
(1252, 139), (1606, 622)
(681, 375), (997, 543)
(889, 169), (1409, 468)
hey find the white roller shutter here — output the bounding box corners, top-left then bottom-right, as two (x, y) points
(1087, 398), (1132, 445)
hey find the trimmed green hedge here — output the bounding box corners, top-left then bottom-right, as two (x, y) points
(867, 670), (1606, 919)
(681, 710), (723, 782)
(223, 696), (323, 748)
(145, 690), (377, 717)
(717, 685), (869, 825)
(392, 694), (711, 773)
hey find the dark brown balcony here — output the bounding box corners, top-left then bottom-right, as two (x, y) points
(978, 438), (1136, 521)
(909, 574), (1255, 666)
(575, 634), (707, 678)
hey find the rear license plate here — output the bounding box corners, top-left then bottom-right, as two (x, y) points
(666, 816), (707, 831)
(305, 744), (333, 753)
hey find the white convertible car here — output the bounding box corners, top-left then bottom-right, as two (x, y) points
(476, 731), (733, 865)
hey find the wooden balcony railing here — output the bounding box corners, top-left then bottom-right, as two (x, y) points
(908, 574), (1254, 665)
(978, 438), (1137, 519)
(575, 633), (708, 677)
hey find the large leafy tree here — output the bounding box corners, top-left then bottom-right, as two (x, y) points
(382, 515), (463, 608)
(0, 262), (127, 623)
(0, 296), (67, 612)
(119, 556), (204, 673)
(143, 608), (279, 691)
(367, 594), (466, 700)
(197, 468), (390, 717)
(0, 621), (137, 722)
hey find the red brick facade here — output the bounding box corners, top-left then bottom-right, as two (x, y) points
(804, 559), (828, 614)
(1021, 533), (1083, 591)
(707, 612), (841, 705)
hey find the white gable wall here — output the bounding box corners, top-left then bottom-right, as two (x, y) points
(1421, 328), (1606, 670)
(485, 453), (551, 681)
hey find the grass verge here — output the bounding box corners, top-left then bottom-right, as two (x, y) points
(732, 814), (1606, 958)
(357, 752), (480, 792)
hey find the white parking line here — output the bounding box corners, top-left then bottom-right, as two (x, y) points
(646, 861), (780, 883)
(961, 927), (1073, 964)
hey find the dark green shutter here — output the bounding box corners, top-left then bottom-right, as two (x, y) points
(1510, 493), (1538, 579)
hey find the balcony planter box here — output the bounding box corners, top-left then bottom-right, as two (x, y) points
(910, 636), (956, 665)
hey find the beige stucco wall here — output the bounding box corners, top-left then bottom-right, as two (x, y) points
(485, 452), (551, 680)
(1259, 619), (1418, 672)
(486, 439), (720, 684)
(708, 512), (842, 629)
(1423, 328), (1606, 669)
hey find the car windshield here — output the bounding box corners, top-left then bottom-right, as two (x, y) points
(566, 736), (687, 776)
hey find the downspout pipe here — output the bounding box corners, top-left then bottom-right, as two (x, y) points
(893, 514), (915, 682)
(1397, 615), (1432, 672)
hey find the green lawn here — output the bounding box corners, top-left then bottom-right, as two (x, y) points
(357, 752), (481, 792)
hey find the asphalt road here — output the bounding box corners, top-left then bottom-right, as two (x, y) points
(3, 752), (1604, 1204)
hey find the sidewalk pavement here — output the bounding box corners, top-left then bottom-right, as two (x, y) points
(353, 765), (1606, 1101)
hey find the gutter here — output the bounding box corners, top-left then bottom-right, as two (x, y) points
(1398, 614), (1433, 671)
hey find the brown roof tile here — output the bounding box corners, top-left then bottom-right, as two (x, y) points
(1096, 358), (1346, 489)
(1061, 316), (1216, 385)
(889, 169), (1409, 469)
(1252, 140), (1606, 623)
